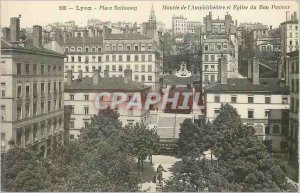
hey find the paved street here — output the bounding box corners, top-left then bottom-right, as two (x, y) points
(141, 155), (180, 192)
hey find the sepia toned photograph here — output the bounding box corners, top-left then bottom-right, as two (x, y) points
(0, 0), (299, 192)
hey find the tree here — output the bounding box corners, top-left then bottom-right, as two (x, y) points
(165, 104), (297, 192)
(211, 104), (296, 192)
(78, 107), (123, 151)
(3, 108), (148, 192)
(119, 123), (160, 170)
(1, 147), (50, 192)
(164, 157), (232, 192)
(175, 119), (212, 158)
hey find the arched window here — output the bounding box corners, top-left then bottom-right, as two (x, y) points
(77, 47), (82, 52)
(85, 47), (89, 52)
(97, 47), (102, 52)
(64, 47), (69, 53)
(70, 46), (75, 52)
(92, 47), (96, 52)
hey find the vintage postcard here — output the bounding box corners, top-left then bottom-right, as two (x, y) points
(0, 0), (299, 192)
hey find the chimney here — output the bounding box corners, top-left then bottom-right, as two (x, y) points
(219, 56), (227, 84)
(93, 69), (100, 85)
(33, 25), (43, 48)
(10, 17), (20, 42)
(78, 70), (83, 80)
(67, 70), (73, 85)
(83, 30), (88, 43)
(124, 69), (132, 83)
(2, 27), (10, 40)
(125, 25), (129, 38)
(252, 57), (259, 85)
(104, 69), (109, 78)
(62, 31), (67, 44)
(102, 26), (107, 39)
(247, 58), (252, 79)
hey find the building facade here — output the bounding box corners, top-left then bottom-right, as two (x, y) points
(286, 50), (299, 162)
(62, 7), (163, 89)
(279, 12), (298, 79)
(205, 57), (290, 152)
(172, 15), (187, 35)
(64, 69), (151, 140)
(201, 12), (239, 87)
(1, 17), (65, 156)
(187, 21), (201, 34)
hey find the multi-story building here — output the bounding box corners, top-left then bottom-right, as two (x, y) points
(64, 69), (151, 140)
(63, 29), (104, 79)
(205, 57), (290, 152)
(1, 17), (65, 156)
(201, 12), (240, 87)
(279, 11), (298, 79)
(63, 7), (163, 89)
(285, 50), (299, 163)
(248, 26), (280, 55)
(187, 21), (201, 34)
(172, 15), (187, 35)
(239, 22), (268, 32)
(102, 29), (163, 88)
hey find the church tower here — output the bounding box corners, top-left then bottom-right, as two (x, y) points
(149, 4), (156, 29)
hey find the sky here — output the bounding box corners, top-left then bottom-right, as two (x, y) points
(1, 1), (299, 29)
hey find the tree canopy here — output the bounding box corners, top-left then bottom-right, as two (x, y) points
(2, 108), (159, 192)
(165, 104), (297, 192)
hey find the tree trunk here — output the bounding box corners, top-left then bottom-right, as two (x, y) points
(150, 155), (152, 164)
(141, 159), (144, 170)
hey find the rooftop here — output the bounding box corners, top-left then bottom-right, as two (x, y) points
(161, 74), (200, 85)
(64, 77), (150, 92)
(1, 38), (65, 57)
(205, 78), (290, 94)
(64, 36), (103, 45)
(104, 33), (151, 40)
(281, 19), (299, 25)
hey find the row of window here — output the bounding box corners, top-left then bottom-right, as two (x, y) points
(203, 74), (218, 83)
(1, 81), (62, 98)
(69, 106), (134, 116)
(65, 64), (155, 73)
(13, 81), (62, 98)
(15, 98), (62, 121)
(203, 43), (228, 52)
(214, 108), (277, 120)
(15, 116), (63, 146)
(66, 54), (154, 63)
(287, 25), (298, 30)
(204, 64), (218, 71)
(16, 63), (63, 76)
(213, 95), (289, 104)
(65, 44), (153, 53)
